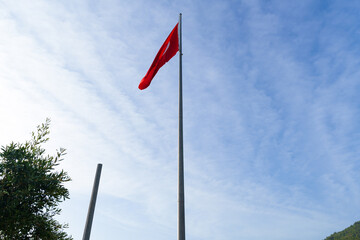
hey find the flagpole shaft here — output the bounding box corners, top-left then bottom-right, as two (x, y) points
(82, 163), (102, 240)
(178, 13), (185, 240)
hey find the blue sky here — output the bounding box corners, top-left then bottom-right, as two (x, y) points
(1, 0), (360, 239)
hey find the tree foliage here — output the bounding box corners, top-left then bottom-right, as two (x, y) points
(0, 119), (72, 240)
(324, 221), (360, 240)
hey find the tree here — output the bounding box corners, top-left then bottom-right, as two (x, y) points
(0, 119), (73, 240)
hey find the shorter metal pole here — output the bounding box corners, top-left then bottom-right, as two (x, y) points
(82, 163), (102, 240)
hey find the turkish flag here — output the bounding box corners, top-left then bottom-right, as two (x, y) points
(139, 23), (179, 90)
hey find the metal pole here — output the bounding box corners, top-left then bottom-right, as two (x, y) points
(178, 13), (186, 240)
(82, 163), (103, 240)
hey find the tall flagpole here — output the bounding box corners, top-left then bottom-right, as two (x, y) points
(178, 13), (186, 240)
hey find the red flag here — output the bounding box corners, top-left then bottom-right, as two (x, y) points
(139, 23), (179, 90)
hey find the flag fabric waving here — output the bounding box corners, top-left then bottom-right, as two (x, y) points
(138, 23), (179, 90)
